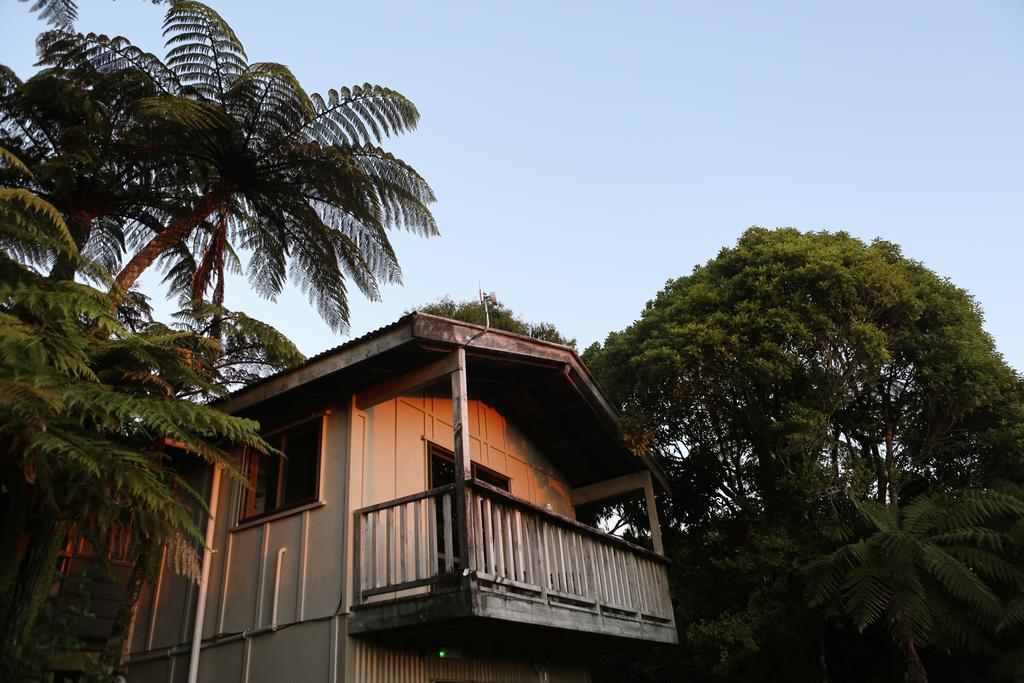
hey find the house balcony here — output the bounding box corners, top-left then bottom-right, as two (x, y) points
(349, 479), (677, 649)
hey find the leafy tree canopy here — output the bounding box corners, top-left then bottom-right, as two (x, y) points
(585, 227), (1024, 682)
(415, 295), (576, 348)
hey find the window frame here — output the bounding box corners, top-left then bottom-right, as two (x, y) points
(236, 414), (326, 526)
(426, 441), (511, 492)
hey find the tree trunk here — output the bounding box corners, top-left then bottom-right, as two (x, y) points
(818, 630), (829, 683)
(901, 636), (928, 683)
(111, 181), (234, 304)
(0, 517), (65, 663)
(48, 210), (94, 281)
(101, 534), (159, 672)
(885, 427), (898, 507)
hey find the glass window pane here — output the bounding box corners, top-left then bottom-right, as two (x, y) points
(241, 418), (321, 522)
(430, 448), (455, 487)
(473, 464), (510, 492)
(247, 449), (278, 518)
(281, 419), (320, 505)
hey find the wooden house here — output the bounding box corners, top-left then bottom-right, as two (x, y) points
(124, 313), (677, 683)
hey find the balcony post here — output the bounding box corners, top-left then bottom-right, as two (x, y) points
(641, 471), (664, 555)
(450, 347), (475, 575)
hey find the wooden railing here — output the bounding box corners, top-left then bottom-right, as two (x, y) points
(353, 483), (458, 603)
(468, 480), (673, 621)
(352, 480), (673, 624)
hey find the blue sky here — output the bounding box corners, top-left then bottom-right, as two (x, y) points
(3, 1), (1023, 369)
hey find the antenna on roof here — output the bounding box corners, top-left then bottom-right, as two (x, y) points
(469, 283), (498, 344)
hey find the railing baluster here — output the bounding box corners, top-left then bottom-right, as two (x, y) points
(473, 492), (485, 573)
(351, 484), (672, 632)
(647, 560), (658, 615)
(504, 504), (516, 580)
(353, 512), (363, 605)
(412, 499), (422, 581)
(428, 496), (438, 577)
(567, 532), (579, 595)
(384, 506), (394, 588)
(618, 548), (629, 607)
(513, 509), (525, 583)
(637, 557), (649, 614)
(493, 502), (505, 578)
(399, 503), (409, 585)
(538, 519), (551, 597)
(628, 553), (642, 613)
(610, 546), (622, 607)
(369, 510), (379, 590)
(557, 527), (568, 593)
(577, 532), (585, 598)
(598, 544), (606, 602)
(442, 492), (454, 573)
(580, 535), (593, 601)
(483, 497), (494, 574)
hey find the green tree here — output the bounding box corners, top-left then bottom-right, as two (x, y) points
(0, 147), (281, 678)
(416, 295), (576, 347)
(585, 227), (1024, 682)
(807, 489), (1024, 683)
(37, 1), (435, 329)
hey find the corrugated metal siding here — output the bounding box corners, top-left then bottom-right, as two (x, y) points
(351, 639), (590, 683)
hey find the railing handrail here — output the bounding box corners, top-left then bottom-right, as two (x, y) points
(353, 482), (458, 516)
(466, 478), (669, 564)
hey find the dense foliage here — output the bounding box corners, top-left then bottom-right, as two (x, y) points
(585, 228), (1024, 682)
(1, 1), (435, 678)
(416, 295), (576, 347)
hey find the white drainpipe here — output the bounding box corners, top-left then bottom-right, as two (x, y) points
(187, 465), (222, 683)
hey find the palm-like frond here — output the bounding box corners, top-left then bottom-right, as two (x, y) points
(18, 0), (77, 29)
(163, 0), (246, 100)
(38, 31), (183, 97)
(303, 84), (420, 147)
(806, 488), (1024, 675)
(14, 0), (437, 333)
(0, 187), (73, 268)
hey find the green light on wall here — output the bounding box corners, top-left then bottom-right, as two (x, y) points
(438, 650), (446, 658)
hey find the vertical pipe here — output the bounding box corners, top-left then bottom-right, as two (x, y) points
(187, 465), (222, 683)
(271, 548), (286, 629)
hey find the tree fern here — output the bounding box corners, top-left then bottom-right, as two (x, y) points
(806, 489), (1024, 682)
(0, 148), (276, 674)
(24, 1), (438, 331)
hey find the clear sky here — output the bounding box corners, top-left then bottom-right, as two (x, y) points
(3, 1), (1023, 370)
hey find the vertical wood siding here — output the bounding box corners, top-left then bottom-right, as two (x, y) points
(351, 638), (591, 683)
(130, 409), (350, 657)
(353, 395), (575, 517)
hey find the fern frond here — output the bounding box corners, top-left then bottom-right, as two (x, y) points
(163, 1), (247, 100)
(19, 0), (77, 29)
(0, 144), (34, 177)
(302, 84), (419, 147)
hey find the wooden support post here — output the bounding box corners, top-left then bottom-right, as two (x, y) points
(351, 512), (362, 607)
(642, 471), (665, 555)
(451, 347), (475, 575)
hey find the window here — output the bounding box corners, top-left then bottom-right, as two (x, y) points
(240, 417), (322, 522)
(428, 442), (510, 492)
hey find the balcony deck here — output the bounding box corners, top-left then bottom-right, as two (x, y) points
(348, 480), (677, 646)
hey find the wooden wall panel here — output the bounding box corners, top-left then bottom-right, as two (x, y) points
(349, 637), (591, 683)
(358, 395), (574, 516)
(302, 409), (347, 620)
(220, 525), (260, 633)
(395, 400), (427, 497)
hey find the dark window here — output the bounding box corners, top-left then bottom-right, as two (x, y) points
(428, 443), (510, 492)
(241, 418), (322, 522)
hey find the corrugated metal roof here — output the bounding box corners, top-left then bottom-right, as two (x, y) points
(217, 313), (416, 405)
